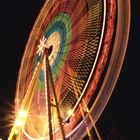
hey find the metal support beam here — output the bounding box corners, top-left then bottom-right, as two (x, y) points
(45, 48), (65, 140)
(46, 50), (53, 140)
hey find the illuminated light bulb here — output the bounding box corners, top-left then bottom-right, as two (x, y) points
(15, 119), (23, 127)
(84, 107), (89, 113)
(18, 110), (28, 119)
(14, 110), (28, 128)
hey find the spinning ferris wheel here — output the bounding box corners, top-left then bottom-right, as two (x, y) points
(8, 0), (130, 139)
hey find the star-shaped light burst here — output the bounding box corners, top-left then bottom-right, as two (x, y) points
(37, 36), (48, 56)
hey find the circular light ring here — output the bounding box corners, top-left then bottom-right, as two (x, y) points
(44, 13), (72, 80)
(14, 0), (131, 139)
(64, 0), (116, 135)
(66, 0), (131, 139)
(16, 0), (106, 138)
(16, 0), (104, 114)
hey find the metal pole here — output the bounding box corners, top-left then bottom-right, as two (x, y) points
(46, 50), (53, 140)
(45, 48), (65, 140)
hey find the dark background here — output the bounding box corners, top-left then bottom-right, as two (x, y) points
(0, 1), (139, 139)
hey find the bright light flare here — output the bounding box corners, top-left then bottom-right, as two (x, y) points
(15, 119), (24, 127)
(18, 110), (28, 118)
(15, 110), (28, 128)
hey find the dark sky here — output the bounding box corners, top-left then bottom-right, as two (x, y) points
(0, 1), (139, 139)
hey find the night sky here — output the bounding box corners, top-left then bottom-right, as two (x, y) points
(0, 1), (139, 139)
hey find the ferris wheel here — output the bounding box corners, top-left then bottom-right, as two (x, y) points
(8, 0), (130, 139)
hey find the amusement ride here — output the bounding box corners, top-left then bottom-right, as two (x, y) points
(8, 0), (130, 139)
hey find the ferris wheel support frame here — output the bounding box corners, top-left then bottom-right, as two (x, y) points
(8, 48), (66, 140)
(45, 48), (66, 140)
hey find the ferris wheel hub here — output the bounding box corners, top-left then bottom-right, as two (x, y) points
(47, 45), (53, 56)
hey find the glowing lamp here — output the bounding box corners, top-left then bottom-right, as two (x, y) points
(15, 119), (23, 127)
